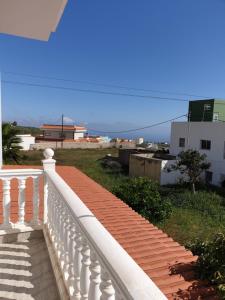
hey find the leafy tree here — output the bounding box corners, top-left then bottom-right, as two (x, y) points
(112, 177), (172, 222)
(2, 123), (22, 163)
(168, 149), (210, 193)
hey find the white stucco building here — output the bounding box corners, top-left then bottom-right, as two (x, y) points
(16, 134), (35, 150)
(170, 121), (225, 186)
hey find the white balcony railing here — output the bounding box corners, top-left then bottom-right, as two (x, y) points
(0, 149), (167, 300)
(0, 168), (43, 229)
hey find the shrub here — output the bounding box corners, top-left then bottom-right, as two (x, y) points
(188, 233), (225, 296)
(112, 177), (172, 222)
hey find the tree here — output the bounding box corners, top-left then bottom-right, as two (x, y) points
(2, 123), (22, 163)
(169, 149), (210, 193)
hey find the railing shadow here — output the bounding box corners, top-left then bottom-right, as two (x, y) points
(0, 234), (60, 300)
(169, 262), (217, 299)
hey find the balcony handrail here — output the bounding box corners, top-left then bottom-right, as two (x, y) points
(45, 168), (167, 300)
(0, 168), (43, 178)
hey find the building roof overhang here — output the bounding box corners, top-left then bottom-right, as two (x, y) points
(0, 0), (68, 41)
(41, 124), (87, 131)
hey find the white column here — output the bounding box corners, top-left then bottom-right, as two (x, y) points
(88, 250), (101, 300)
(42, 148), (55, 223)
(74, 226), (82, 300)
(31, 176), (40, 225)
(2, 179), (11, 227)
(42, 148), (56, 171)
(18, 178), (26, 224)
(80, 237), (91, 300)
(100, 269), (115, 300)
(0, 73), (3, 168)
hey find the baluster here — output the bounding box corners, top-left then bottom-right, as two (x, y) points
(74, 225), (82, 299)
(55, 198), (62, 257)
(31, 176), (40, 225)
(100, 269), (115, 300)
(88, 250), (101, 300)
(18, 178), (26, 225)
(59, 204), (67, 270)
(68, 220), (76, 298)
(2, 179), (11, 227)
(46, 182), (53, 232)
(43, 174), (48, 224)
(54, 197), (61, 251)
(63, 208), (71, 283)
(49, 186), (58, 243)
(80, 237), (91, 300)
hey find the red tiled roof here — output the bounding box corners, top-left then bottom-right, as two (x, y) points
(2, 165), (218, 299)
(41, 124), (87, 131)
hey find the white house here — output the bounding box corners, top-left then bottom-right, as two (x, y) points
(40, 124), (87, 140)
(16, 134), (35, 150)
(170, 121), (225, 186)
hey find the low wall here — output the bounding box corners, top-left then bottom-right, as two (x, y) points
(31, 141), (136, 150)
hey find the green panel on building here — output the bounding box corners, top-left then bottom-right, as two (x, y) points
(188, 99), (225, 122)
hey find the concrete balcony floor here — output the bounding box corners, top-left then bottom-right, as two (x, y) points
(0, 230), (60, 300)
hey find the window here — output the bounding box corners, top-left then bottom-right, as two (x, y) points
(213, 113), (219, 121)
(204, 104), (211, 111)
(205, 171), (213, 184)
(200, 140), (211, 150)
(179, 138), (185, 147)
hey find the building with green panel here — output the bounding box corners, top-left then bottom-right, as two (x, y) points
(188, 99), (225, 122)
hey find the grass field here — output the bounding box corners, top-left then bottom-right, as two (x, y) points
(17, 148), (225, 246)
(158, 206), (225, 245)
(20, 148), (128, 191)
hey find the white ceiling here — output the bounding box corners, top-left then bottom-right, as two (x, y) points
(0, 0), (68, 41)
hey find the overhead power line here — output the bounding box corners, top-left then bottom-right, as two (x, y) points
(2, 80), (190, 102)
(3, 70), (210, 99)
(88, 114), (187, 134)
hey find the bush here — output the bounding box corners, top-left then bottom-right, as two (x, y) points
(188, 233), (225, 297)
(112, 177), (172, 222)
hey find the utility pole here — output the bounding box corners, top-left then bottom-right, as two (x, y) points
(61, 114), (64, 149)
(0, 73), (3, 168)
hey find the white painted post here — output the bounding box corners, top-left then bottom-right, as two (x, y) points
(0, 73), (3, 168)
(2, 179), (11, 227)
(100, 269), (115, 300)
(31, 176), (40, 225)
(18, 178), (26, 224)
(88, 250), (101, 300)
(74, 226), (82, 299)
(42, 148), (56, 171)
(42, 148), (55, 223)
(80, 237), (91, 300)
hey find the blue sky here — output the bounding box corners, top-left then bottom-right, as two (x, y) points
(1, 0), (225, 141)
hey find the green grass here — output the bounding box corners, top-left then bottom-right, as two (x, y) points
(19, 148), (128, 191)
(158, 207), (225, 245)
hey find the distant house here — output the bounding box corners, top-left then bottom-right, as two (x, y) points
(16, 134), (35, 150)
(40, 124), (87, 140)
